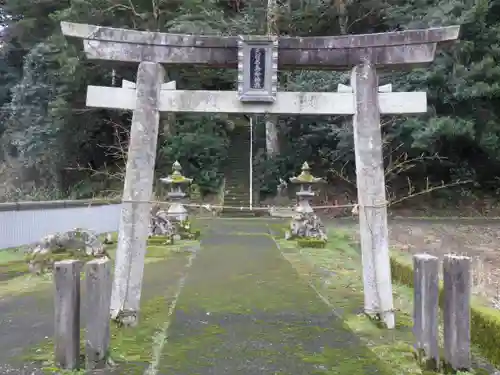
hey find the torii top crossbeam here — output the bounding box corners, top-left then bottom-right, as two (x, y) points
(60, 22), (460, 70)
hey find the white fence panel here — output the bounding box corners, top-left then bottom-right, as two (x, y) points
(0, 203), (122, 249)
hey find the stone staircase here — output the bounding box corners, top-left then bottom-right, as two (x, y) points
(222, 126), (256, 217)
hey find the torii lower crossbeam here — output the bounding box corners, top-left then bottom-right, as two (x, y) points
(86, 86), (426, 115)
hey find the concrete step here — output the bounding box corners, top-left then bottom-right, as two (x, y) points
(225, 201), (254, 205)
(225, 194), (250, 199)
(225, 184), (250, 189)
(225, 191), (250, 196)
(224, 196), (250, 201)
(220, 208), (258, 217)
(223, 127), (253, 215)
(269, 207), (296, 218)
(225, 195), (250, 199)
(225, 187), (250, 192)
(225, 183), (249, 187)
(225, 173), (248, 177)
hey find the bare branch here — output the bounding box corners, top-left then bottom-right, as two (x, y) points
(66, 120), (129, 184)
(346, 8), (377, 33)
(388, 179), (472, 207)
(325, 135), (471, 218)
(328, 159), (355, 185)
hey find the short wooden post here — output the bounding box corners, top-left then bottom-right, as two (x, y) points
(54, 260), (81, 370)
(85, 258), (112, 370)
(443, 254), (471, 371)
(413, 253), (439, 369)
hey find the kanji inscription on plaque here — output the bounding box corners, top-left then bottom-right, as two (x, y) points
(237, 36), (278, 102)
(249, 47), (266, 89)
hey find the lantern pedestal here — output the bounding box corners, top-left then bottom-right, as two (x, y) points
(156, 161), (199, 241)
(148, 161), (193, 242)
(166, 191), (189, 223)
(285, 162), (327, 242)
(148, 207), (175, 241)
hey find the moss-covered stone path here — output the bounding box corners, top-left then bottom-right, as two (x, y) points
(158, 219), (390, 374)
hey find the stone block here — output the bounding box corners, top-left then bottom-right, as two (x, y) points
(85, 258), (112, 369)
(443, 254), (471, 370)
(54, 259), (81, 370)
(413, 253), (439, 369)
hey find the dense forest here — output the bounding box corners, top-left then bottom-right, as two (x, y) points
(0, 0), (498, 207)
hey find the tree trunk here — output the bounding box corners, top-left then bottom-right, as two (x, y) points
(265, 115), (280, 157)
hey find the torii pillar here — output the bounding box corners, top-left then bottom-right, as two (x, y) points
(339, 79), (398, 327)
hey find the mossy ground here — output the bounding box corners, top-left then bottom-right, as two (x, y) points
(24, 220), (391, 374)
(17, 238), (200, 374)
(0, 231), (199, 299)
(13, 218), (491, 375)
(156, 219), (390, 374)
(273, 223), (489, 375)
(0, 235), (120, 298)
(0, 245), (51, 297)
(0, 247), (31, 280)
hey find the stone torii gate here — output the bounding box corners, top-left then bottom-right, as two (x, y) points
(61, 22), (459, 328)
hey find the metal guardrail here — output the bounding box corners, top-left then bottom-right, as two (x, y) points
(0, 199), (122, 249)
(0, 199), (121, 212)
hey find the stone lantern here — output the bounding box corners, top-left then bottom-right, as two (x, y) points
(160, 161), (193, 222)
(286, 162), (327, 241)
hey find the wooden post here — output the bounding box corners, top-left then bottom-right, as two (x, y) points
(85, 258), (112, 370)
(443, 254), (471, 370)
(413, 253), (439, 369)
(54, 260), (81, 370)
(351, 62), (395, 328)
(110, 61), (165, 325)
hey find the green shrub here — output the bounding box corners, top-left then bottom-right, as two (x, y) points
(147, 235), (174, 246)
(193, 229), (201, 240)
(179, 232), (195, 240)
(389, 256), (414, 288)
(189, 184), (202, 202)
(390, 255), (500, 367)
(471, 305), (500, 366)
(297, 238), (327, 248)
(177, 220), (202, 240)
(158, 125), (229, 195)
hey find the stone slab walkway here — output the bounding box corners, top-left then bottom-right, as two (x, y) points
(158, 219), (390, 374)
